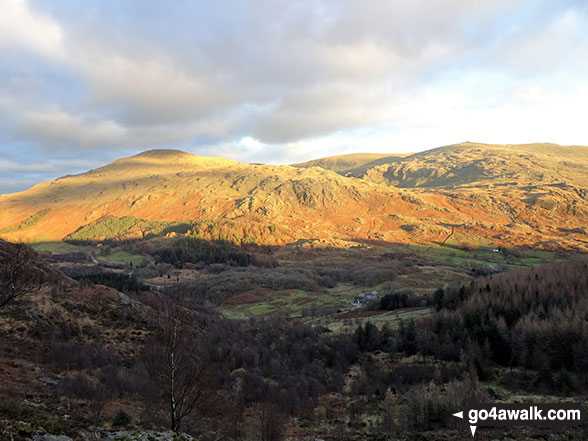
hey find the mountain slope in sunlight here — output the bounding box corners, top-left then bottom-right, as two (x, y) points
(1, 144), (588, 250)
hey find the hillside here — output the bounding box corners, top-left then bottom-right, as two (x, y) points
(0, 149), (393, 244)
(1, 144), (588, 250)
(0, 239), (151, 438)
(2, 238), (587, 440)
(295, 142), (588, 250)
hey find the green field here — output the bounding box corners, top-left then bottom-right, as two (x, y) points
(32, 241), (83, 253)
(32, 241), (150, 266)
(325, 306), (432, 333)
(407, 243), (567, 268)
(96, 249), (148, 266)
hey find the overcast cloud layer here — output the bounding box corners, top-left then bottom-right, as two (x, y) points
(1, 0), (588, 194)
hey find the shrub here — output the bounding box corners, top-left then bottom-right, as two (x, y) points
(153, 237), (250, 267)
(73, 272), (148, 293)
(112, 409), (132, 427)
(353, 268), (396, 287)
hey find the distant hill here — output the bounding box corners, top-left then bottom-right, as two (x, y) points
(292, 153), (409, 174)
(1, 144), (588, 250)
(349, 142), (588, 188)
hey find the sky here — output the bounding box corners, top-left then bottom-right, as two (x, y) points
(1, 0), (588, 194)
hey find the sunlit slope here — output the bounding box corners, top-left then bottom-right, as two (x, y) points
(1, 146), (588, 250)
(0, 149), (402, 243)
(351, 142), (588, 188)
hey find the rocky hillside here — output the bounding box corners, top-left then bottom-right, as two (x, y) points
(1, 144), (588, 250)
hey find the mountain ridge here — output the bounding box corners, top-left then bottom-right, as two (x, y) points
(1, 142), (588, 250)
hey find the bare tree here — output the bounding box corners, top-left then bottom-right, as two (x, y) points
(259, 401), (287, 441)
(143, 295), (217, 432)
(0, 241), (45, 310)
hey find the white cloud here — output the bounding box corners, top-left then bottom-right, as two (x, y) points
(495, 8), (588, 75)
(0, 0), (64, 57)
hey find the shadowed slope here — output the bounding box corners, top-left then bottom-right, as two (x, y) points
(292, 153), (409, 174)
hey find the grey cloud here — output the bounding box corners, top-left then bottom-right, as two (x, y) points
(10, 110), (127, 149)
(0, 158), (97, 174)
(0, 178), (43, 195)
(250, 82), (397, 143)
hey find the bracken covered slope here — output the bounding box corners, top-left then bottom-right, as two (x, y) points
(1, 144), (588, 250)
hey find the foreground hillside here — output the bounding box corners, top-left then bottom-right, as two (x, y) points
(1, 143), (588, 250)
(2, 240), (588, 440)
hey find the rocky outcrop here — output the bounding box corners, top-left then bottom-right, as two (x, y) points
(1, 419), (194, 441)
(33, 435), (73, 441)
(79, 429), (194, 441)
